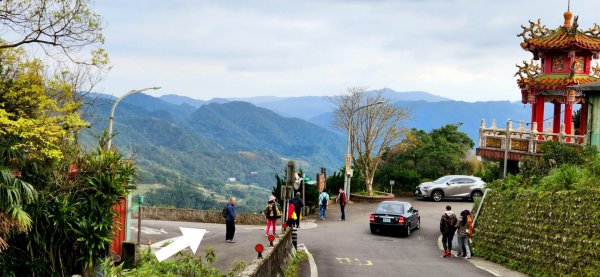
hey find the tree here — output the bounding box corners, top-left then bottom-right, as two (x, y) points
(383, 124), (475, 181)
(331, 87), (409, 196)
(0, 0), (104, 64)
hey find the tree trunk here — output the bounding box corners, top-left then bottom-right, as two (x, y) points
(365, 170), (374, 196)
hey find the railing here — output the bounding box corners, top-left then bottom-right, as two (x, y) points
(478, 119), (585, 154)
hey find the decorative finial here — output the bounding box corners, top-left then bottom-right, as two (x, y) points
(564, 0), (573, 27)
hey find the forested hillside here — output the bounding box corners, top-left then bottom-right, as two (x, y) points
(82, 93), (344, 211)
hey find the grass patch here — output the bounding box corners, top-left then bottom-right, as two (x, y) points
(283, 250), (308, 277)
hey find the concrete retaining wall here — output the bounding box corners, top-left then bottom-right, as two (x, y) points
(135, 206), (266, 225)
(238, 229), (294, 277)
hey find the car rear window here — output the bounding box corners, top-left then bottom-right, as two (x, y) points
(375, 203), (404, 214)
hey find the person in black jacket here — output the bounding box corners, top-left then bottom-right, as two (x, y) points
(291, 192), (303, 227)
(440, 205), (457, 257)
(225, 197), (236, 243)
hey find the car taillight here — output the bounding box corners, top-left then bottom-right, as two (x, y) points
(370, 214), (375, 222)
(398, 216), (405, 225)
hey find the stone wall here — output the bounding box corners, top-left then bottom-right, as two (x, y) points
(238, 229), (294, 277)
(135, 206), (266, 225)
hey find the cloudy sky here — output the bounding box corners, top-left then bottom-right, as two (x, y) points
(94, 0), (600, 102)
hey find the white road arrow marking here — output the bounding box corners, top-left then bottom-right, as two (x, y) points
(154, 227), (206, 262)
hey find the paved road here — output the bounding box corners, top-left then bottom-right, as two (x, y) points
(299, 197), (492, 277)
(132, 197), (491, 276)
(131, 219), (279, 272)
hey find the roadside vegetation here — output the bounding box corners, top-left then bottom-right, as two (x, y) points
(473, 141), (600, 276)
(99, 247), (246, 277)
(283, 250), (308, 277)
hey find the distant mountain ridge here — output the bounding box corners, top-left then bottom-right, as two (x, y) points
(160, 88), (452, 120)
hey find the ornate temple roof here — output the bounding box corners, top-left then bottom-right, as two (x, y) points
(519, 11), (600, 52)
(518, 74), (600, 90)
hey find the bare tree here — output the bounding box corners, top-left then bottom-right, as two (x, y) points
(1, 0), (110, 121)
(332, 87), (409, 196)
(0, 0), (104, 63)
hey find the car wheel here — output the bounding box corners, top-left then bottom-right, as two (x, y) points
(415, 218), (420, 230)
(405, 224), (411, 237)
(471, 191), (483, 201)
(370, 225), (377, 234)
(431, 190), (444, 202)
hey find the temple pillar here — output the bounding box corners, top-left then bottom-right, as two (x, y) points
(553, 102), (561, 140)
(580, 103), (588, 136)
(564, 103), (573, 142)
(531, 101), (537, 130)
(535, 95), (545, 134)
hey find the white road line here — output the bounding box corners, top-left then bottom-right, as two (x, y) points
(475, 265), (501, 277)
(298, 243), (318, 277)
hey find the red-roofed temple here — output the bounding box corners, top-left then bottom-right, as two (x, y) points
(476, 8), (600, 173)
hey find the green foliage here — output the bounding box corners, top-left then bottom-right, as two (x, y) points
(0, 144), (136, 276)
(375, 124), (474, 189)
(100, 247), (246, 276)
(283, 250), (308, 277)
(473, 189), (600, 276)
(473, 161), (500, 183)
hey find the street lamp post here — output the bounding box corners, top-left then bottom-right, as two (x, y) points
(344, 100), (384, 201)
(107, 87), (161, 150)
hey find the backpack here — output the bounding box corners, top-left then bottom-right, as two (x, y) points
(264, 204), (271, 217)
(222, 205), (227, 218)
(321, 195), (327, 206)
(446, 214), (457, 230)
(340, 192), (347, 205)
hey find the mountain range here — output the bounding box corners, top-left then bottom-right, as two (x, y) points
(83, 88), (559, 210)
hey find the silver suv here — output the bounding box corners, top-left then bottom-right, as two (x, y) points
(414, 175), (485, 202)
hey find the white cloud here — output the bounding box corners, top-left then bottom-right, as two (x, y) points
(95, 0), (600, 101)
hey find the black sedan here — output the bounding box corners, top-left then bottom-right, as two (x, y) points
(369, 201), (420, 237)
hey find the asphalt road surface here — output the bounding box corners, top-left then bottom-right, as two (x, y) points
(299, 197), (492, 277)
(132, 197), (492, 276)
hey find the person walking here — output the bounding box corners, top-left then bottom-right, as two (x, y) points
(455, 210), (473, 259)
(440, 205), (457, 257)
(225, 197), (236, 243)
(291, 192), (303, 227)
(265, 195), (280, 236)
(336, 187), (347, 221)
(318, 191), (330, 220)
(286, 201), (296, 228)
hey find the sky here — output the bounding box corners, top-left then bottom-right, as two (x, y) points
(94, 0), (600, 102)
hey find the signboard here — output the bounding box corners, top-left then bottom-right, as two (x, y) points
(345, 154), (351, 174)
(317, 173), (325, 192)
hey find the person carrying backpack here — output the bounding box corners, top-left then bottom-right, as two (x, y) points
(336, 187), (347, 221)
(264, 195), (280, 236)
(440, 205), (457, 257)
(291, 192), (303, 228)
(318, 191), (330, 220)
(286, 202), (296, 228)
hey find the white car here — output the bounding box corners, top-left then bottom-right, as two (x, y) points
(414, 175), (485, 202)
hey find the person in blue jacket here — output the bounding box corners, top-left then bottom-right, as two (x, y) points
(225, 197), (236, 242)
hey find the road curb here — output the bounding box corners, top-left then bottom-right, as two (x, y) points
(436, 235), (527, 277)
(297, 243), (318, 277)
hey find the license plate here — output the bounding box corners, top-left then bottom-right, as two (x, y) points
(383, 218), (390, 223)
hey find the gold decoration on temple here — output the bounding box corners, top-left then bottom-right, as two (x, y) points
(552, 55), (565, 72)
(574, 56), (585, 73)
(518, 19), (553, 41)
(511, 139), (529, 152)
(486, 138), (502, 149)
(584, 23), (600, 38)
(514, 59), (541, 81)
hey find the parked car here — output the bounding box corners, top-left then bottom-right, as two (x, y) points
(369, 201), (420, 237)
(414, 175), (485, 202)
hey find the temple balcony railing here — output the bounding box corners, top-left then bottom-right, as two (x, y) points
(477, 119), (585, 160)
